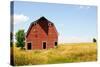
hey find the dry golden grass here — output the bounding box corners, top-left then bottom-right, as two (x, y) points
(12, 43), (97, 66)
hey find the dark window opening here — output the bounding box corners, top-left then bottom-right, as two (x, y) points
(55, 42), (57, 46)
(48, 23), (53, 26)
(27, 43), (32, 50)
(34, 23), (37, 26)
(43, 42), (46, 49)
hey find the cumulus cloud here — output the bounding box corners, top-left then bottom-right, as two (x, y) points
(14, 14), (29, 24)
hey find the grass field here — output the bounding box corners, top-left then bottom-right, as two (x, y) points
(12, 43), (97, 66)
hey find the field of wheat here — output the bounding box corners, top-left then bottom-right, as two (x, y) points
(12, 43), (97, 66)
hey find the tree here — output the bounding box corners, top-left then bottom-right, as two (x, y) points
(93, 38), (96, 43)
(15, 29), (25, 49)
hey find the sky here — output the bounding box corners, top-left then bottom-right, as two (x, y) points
(12, 1), (97, 43)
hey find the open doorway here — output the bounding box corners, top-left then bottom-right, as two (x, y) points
(42, 42), (46, 49)
(27, 43), (32, 50)
(55, 42), (58, 46)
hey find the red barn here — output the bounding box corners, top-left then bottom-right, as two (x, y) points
(25, 16), (58, 50)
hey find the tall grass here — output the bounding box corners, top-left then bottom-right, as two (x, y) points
(12, 43), (97, 66)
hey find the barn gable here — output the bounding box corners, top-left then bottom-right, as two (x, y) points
(26, 16), (58, 37)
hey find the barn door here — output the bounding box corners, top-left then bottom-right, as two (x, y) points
(55, 42), (57, 46)
(27, 43), (32, 50)
(42, 42), (46, 49)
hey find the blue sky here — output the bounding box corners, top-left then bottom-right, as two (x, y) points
(12, 1), (97, 43)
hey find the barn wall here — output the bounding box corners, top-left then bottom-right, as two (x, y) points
(26, 22), (58, 50)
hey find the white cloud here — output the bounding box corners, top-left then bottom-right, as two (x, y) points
(14, 14), (29, 24)
(87, 6), (90, 9)
(79, 5), (91, 9)
(79, 6), (84, 9)
(58, 36), (91, 44)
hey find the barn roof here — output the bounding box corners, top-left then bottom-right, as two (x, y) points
(26, 16), (57, 37)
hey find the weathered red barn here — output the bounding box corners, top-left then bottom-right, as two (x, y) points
(25, 16), (58, 50)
